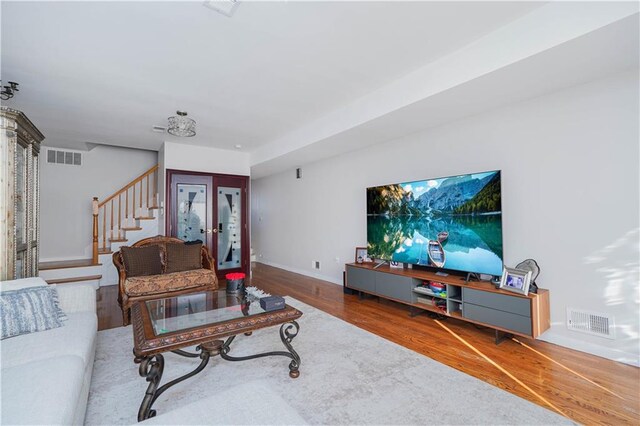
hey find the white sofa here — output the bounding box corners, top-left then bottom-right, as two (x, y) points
(1, 277), (98, 425)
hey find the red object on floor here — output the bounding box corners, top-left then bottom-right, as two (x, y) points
(225, 272), (246, 280)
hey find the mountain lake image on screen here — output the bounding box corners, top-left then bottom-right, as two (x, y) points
(366, 170), (503, 276)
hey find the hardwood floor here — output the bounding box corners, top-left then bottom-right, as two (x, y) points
(97, 263), (639, 425)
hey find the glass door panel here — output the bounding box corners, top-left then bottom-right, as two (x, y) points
(177, 184), (207, 242)
(167, 171), (248, 278)
(168, 173), (214, 258)
(217, 186), (242, 271)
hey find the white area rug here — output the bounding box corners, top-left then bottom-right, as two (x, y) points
(86, 298), (571, 425)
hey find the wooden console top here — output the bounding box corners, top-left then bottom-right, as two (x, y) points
(346, 262), (547, 300)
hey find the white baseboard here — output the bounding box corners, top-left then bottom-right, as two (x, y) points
(539, 331), (639, 367)
(254, 261), (342, 286)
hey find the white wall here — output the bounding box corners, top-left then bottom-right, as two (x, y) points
(251, 70), (640, 365)
(157, 142), (251, 234)
(40, 145), (157, 260)
(163, 142), (250, 176)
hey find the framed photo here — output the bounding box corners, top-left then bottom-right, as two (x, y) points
(355, 247), (369, 263)
(499, 267), (532, 295)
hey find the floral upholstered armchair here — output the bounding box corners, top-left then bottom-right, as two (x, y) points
(113, 235), (218, 325)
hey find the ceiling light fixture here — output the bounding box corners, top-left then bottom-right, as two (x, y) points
(167, 111), (196, 137)
(0, 81), (19, 101)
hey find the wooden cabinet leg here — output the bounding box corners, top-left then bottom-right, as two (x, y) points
(495, 329), (513, 345)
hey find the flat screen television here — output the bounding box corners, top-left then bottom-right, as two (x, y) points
(366, 170), (503, 276)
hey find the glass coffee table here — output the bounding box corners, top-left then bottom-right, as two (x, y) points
(130, 290), (303, 421)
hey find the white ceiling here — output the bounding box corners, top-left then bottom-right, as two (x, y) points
(250, 10), (640, 177)
(2, 2), (638, 179)
(1, 1), (542, 152)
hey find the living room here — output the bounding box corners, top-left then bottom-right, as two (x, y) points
(1, 1), (638, 425)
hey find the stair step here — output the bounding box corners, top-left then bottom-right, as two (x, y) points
(39, 258), (100, 270)
(98, 248), (113, 255)
(121, 227), (142, 231)
(135, 216), (155, 220)
(45, 275), (102, 285)
(39, 263), (102, 281)
(109, 238), (128, 242)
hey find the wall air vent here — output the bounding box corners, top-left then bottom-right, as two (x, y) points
(567, 308), (615, 339)
(47, 149), (82, 166)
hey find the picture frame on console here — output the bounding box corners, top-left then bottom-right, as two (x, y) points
(499, 267), (532, 296)
(355, 247), (370, 263)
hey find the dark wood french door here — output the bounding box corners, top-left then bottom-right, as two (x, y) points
(167, 170), (249, 278)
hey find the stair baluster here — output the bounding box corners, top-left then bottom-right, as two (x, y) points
(92, 197), (99, 264)
(118, 194), (122, 237)
(146, 174), (150, 211)
(102, 205), (106, 252)
(110, 200), (114, 241)
(132, 184), (136, 222)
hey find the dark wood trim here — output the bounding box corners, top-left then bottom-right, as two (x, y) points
(167, 168), (250, 234)
(165, 169), (251, 278)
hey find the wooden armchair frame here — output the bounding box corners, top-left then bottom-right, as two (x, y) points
(113, 235), (218, 325)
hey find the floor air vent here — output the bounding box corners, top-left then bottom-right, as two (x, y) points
(567, 308), (614, 339)
(47, 149), (82, 166)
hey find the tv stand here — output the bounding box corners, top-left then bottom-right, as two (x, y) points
(345, 262), (550, 340)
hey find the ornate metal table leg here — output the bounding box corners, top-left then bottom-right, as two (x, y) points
(219, 320), (301, 378)
(135, 342), (222, 421)
(137, 354), (164, 421)
(280, 321), (301, 378)
(171, 349), (200, 358)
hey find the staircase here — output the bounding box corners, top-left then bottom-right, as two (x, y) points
(92, 165), (159, 258)
(38, 259), (102, 289)
(39, 165), (160, 288)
